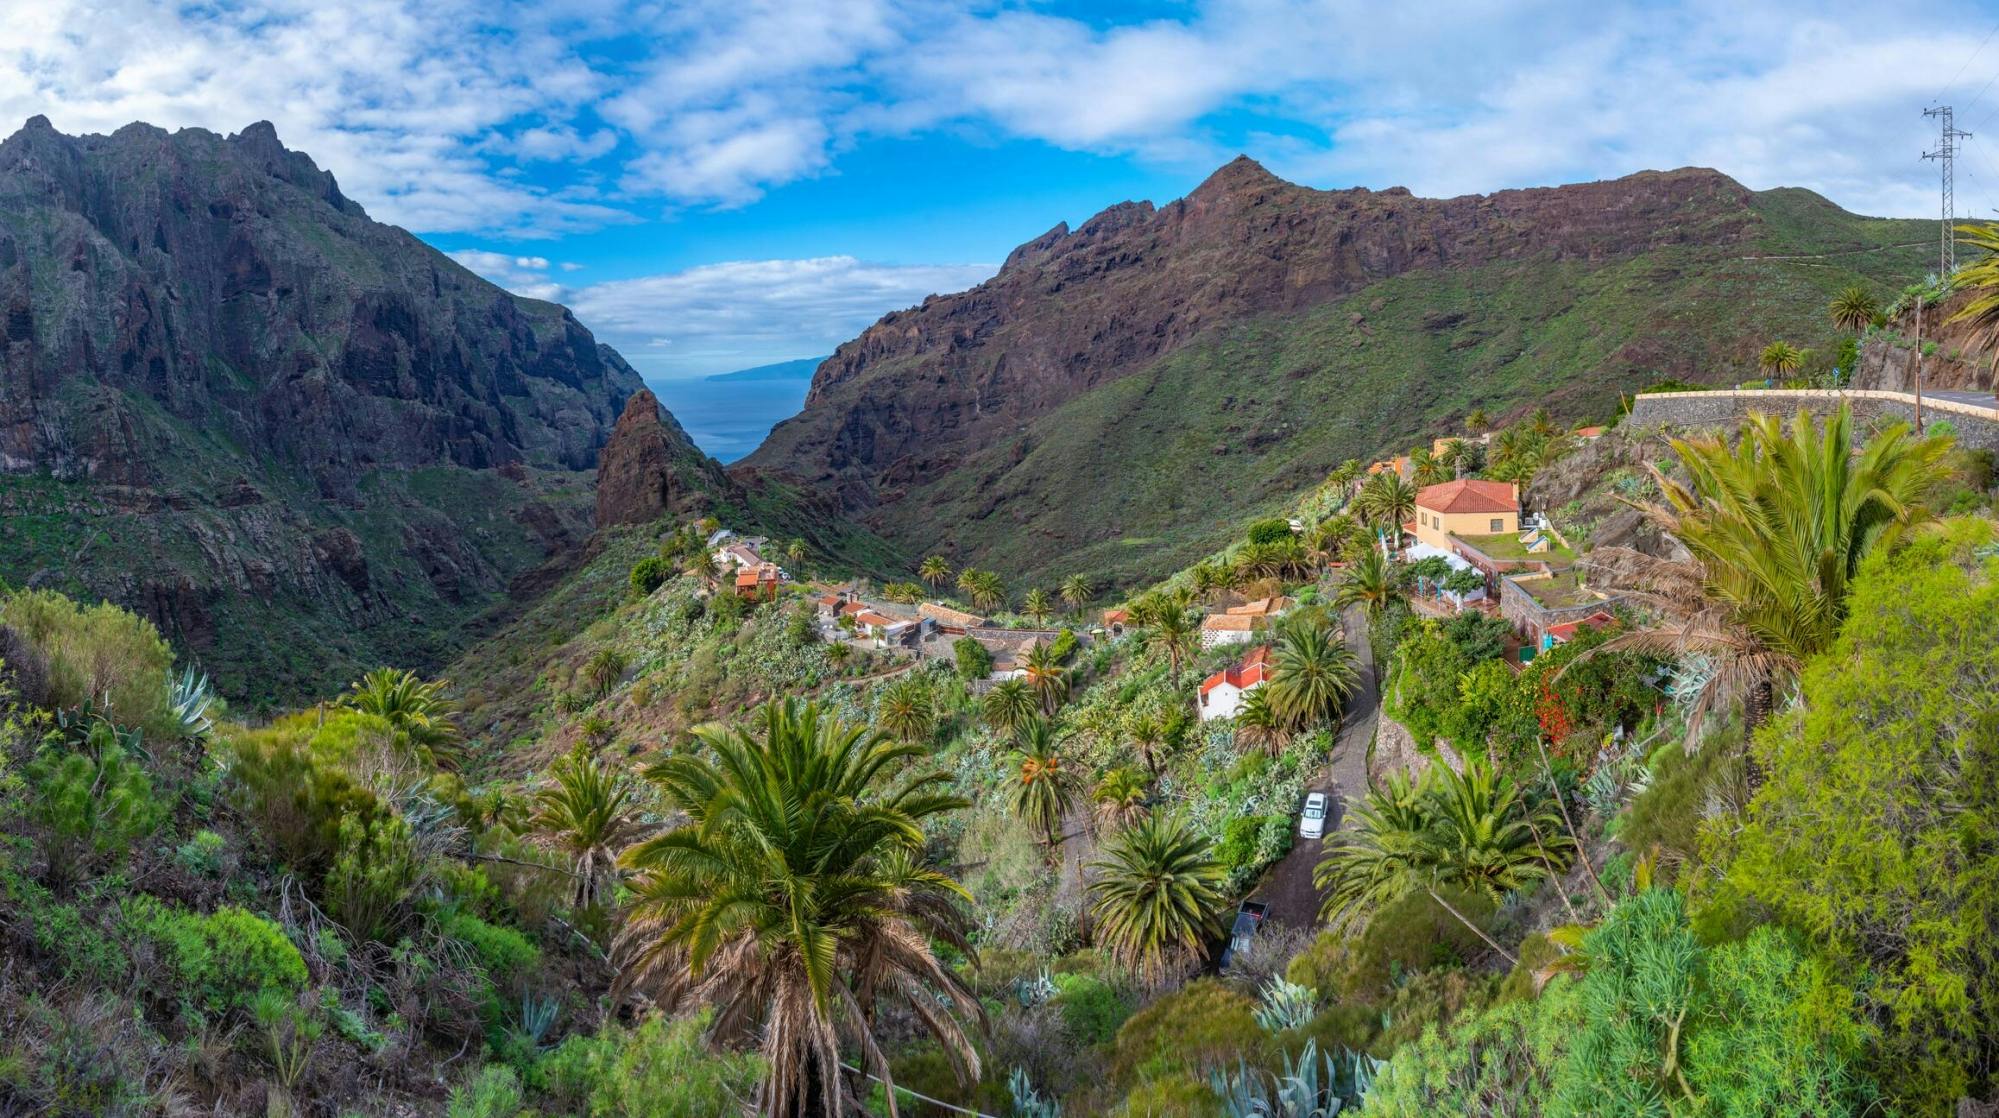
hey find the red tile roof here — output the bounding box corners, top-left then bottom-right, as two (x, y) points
(1415, 478), (1518, 515)
(1199, 645), (1275, 697)
(1201, 613), (1261, 632)
(1545, 611), (1616, 644)
(1574, 425), (1606, 438)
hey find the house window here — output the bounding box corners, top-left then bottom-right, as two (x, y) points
(1489, 518), (1504, 532)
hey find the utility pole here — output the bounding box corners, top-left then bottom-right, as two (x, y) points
(1914, 295), (1925, 433)
(1924, 106), (1972, 277)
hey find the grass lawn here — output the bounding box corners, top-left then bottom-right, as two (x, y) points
(1518, 570), (1602, 610)
(1454, 531), (1574, 563)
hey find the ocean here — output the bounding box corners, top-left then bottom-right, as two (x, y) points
(647, 375), (812, 464)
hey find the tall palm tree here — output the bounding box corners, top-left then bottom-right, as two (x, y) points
(342, 667), (459, 760)
(1060, 574), (1094, 616)
(1409, 447), (1449, 487)
(1757, 340), (1805, 380)
(1465, 408), (1490, 436)
(583, 648), (628, 696)
(1124, 710), (1167, 776)
(919, 555), (952, 591)
(1021, 643), (1070, 715)
(1007, 718), (1079, 847)
(1947, 221), (1999, 345)
(1827, 285), (1878, 333)
(1134, 593), (1197, 684)
(684, 548), (721, 592)
(1353, 472), (1417, 533)
(1587, 404), (1952, 737)
(1313, 762), (1570, 964)
(874, 676), (935, 744)
(1191, 560), (1232, 601)
(1266, 612), (1359, 731)
(981, 678), (1038, 736)
(617, 700), (979, 1118)
(1332, 547), (1400, 618)
(1305, 515), (1356, 569)
(1528, 407), (1559, 439)
(1091, 766), (1150, 832)
(530, 744), (641, 912)
(1232, 685), (1287, 757)
(1022, 588), (1053, 626)
(958, 569), (1006, 614)
(1088, 813), (1227, 985)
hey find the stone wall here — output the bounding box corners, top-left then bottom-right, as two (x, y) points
(1626, 389), (1999, 453)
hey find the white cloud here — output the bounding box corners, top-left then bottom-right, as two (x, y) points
(446, 249), (569, 302)
(565, 256), (996, 376)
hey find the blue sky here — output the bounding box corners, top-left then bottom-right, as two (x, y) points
(8, 0), (1999, 376)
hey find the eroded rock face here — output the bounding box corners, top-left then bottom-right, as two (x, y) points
(594, 389), (722, 528)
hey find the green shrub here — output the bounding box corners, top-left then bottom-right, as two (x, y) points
(326, 809), (419, 943)
(1052, 972), (1133, 1046)
(1108, 1071), (1224, 1117)
(534, 1010), (761, 1116)
(1111, 979), (1261, 1086)
(953, 637), (993, 680)
(1616, 736), (1736, 871)
(0, 590), (174, 733)
(223, 713), (389, 872)
(438, 909), (540, 983)
(175, 829), (226, 877)
(448, 1064), (526, 1118)
(26, 737), (169, 886)
(628, 557), (670, 597)
(125, 897), (308, 1018)
(1246, 518), (1295, 546)
(0, 866), (127, 983)
(1, 994), (164, 1117)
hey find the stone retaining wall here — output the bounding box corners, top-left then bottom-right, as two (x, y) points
(1627, 390), (1999, 452)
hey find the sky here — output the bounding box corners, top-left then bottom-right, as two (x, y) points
(6, 0), (1999, 377)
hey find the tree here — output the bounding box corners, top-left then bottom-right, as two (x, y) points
(1354, 471), (1417, 533)
(951, 636), (992, 680)
(684, 548), (721, 591)
(958, 568), (1006, 614)
(342, 667), (459, 760)
(1022, 588), (1053, 626)
(1410, 447), (1449, 487)
(1124, 709), (1167, 776)
(1757, 340), (1805, 379)
(1718, 521), (1999, 1109)
(785, 538), (808, 569)
(1232, 684), (1287, 757)
(1305, 514), (1358, 569)
(617, 699), (979, 1118)
(530, 743), (641, 912)
(1314, 761), (1571, 961)
(1088, 813), (1228, 984)
(981, 678), (1037, 736)
(1946, 220), (1999, 346)
(919, 555), (952, 590)
(1332, 548), (1400, 618)
(1091, 766), (1149, 832)
(583, 648), (629, 696)
(1021, 642), (1070, 715)
(1059, 573), (1094, 616)
(1827, 284), (1878, 333)
(1265, 611), (1359, 731)
(1006, 717), (1079, 847)
(874, 676), (935, 744)
(1587, 405), (1952, 736)
(1465, 408), (1490, 435)
(1133, 592), (1198, 683)
(826, 641), (852, 668)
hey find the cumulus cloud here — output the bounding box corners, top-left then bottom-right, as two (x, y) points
(1, 0), (1990, 233)
(565, 256), (995, 377)
(446, 249), (570, 302)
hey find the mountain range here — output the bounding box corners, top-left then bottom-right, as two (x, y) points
(744, 157), (1931, 587)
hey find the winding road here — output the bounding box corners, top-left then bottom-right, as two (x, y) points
(1246, 604), (1380, 929)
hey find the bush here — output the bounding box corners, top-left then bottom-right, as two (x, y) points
(1052, 972), (1133, 1046)
(437, 909), (541, 984)
(0, 866), (127, 983)
(125, 898), (308, 1019)
(953, 636), (994, 680)
(175, 829), (226, 876)
(26, 735), (169, 886)
(0, 590), (174, 734)
(0, 994), (165, 1117)
(1246, 518), (1295, 546)
(628, 557), (669, 597)
(1112, 979), (1262, 1086)
(223, 713), (390, 872)
(534, 1010), (761, 1116)
(326, 809), (419, 943)
(1108, 1072), (1223, 1117)
(448, 1064), (526, 1118)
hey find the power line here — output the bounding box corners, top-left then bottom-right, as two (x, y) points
(1925, 105), (1973, 276)
(1937, 19), (1999, 103)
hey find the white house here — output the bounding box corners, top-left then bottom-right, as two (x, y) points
(1199, 645), (1274, 721)
(1200, 613), (1261, 649)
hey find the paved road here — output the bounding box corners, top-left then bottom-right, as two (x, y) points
(1247, 604), (1379, 929)
(1926, 389), (1998, 410)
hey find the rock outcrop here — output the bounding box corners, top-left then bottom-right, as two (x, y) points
(595, 389), (723, 528)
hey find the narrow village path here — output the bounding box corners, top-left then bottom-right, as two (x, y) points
(1246, 604), (1379, 929)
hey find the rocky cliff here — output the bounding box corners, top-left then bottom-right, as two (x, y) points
(1853, 285), (1997, 396)
(746, 160), (1931, 586)
(595, 388), (722, 528)
(0, 117), (713, 703)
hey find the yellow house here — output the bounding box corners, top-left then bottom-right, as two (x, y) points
(1412, 479), (1519, 551)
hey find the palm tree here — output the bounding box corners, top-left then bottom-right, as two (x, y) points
(1091, 767), (1150, 832)
(617, 699), (979, 1118)
(1465, 408), (1490, 436)
(1232, 685), (1287, 757)
(786, 538), (808, 569)
(1947, 221), (1999, 345)
(342, 667), (459, 760)
(1124, 710), (1167, 776)
(1060, 574), (1093, 616)
(1191, 560), (1232, 601)
(583, 648), (628, 695)
(1528, 407), (1559, 439)
(530, 744), (641, 912)
(1314, 761), (1570, 964)
(1332, 548), (1400, 618)
(1409, 447), (1449, 487)
(1353, 471), (1417, 533)
(1021, 643), (1070, 715)
(1007, 718), (1079, 847)
(684, 548), (720, 591)
(1266, 611), (1360, 731)
(1134, 593), (1197, 684)
(826, 641), (853, 668)
(1586, 404), (1951, 738)
(1022, 588), (1053, 626)
(1828, 285), (1878, 333)
(1757, 340), (1805, 380)
(1088, 813), (1227, 985)
(958, 568), (1005, 614)
(919, 555), (952, 591)
(874, 676), (935, 744)
(981, 678), (1038, 736)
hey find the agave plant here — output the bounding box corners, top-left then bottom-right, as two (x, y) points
(1209, 1039), (1362, 1117)
(166, 665), (218, 743)
(1253, 977), (1319, 1034)
(1009, 1066), (1064, 1118)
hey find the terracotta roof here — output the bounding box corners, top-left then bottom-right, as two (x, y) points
(1545, 610), (1616, 644)
(1202, 613), (1261, 632)
(817, 593), (843, 607)
(839, 601), (868, 616)
(1574, 425), (1606, 438)
(1101, 608), (1130, 625)
(1415, 479), (1518, 515)
(853, 611), (896, 628)
(1199, 645), (1275, 696)
(1226, 595), (1292, 617)
(919, 602), (988, 628)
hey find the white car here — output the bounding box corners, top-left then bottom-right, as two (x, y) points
(1298, 792), (1329, 840)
